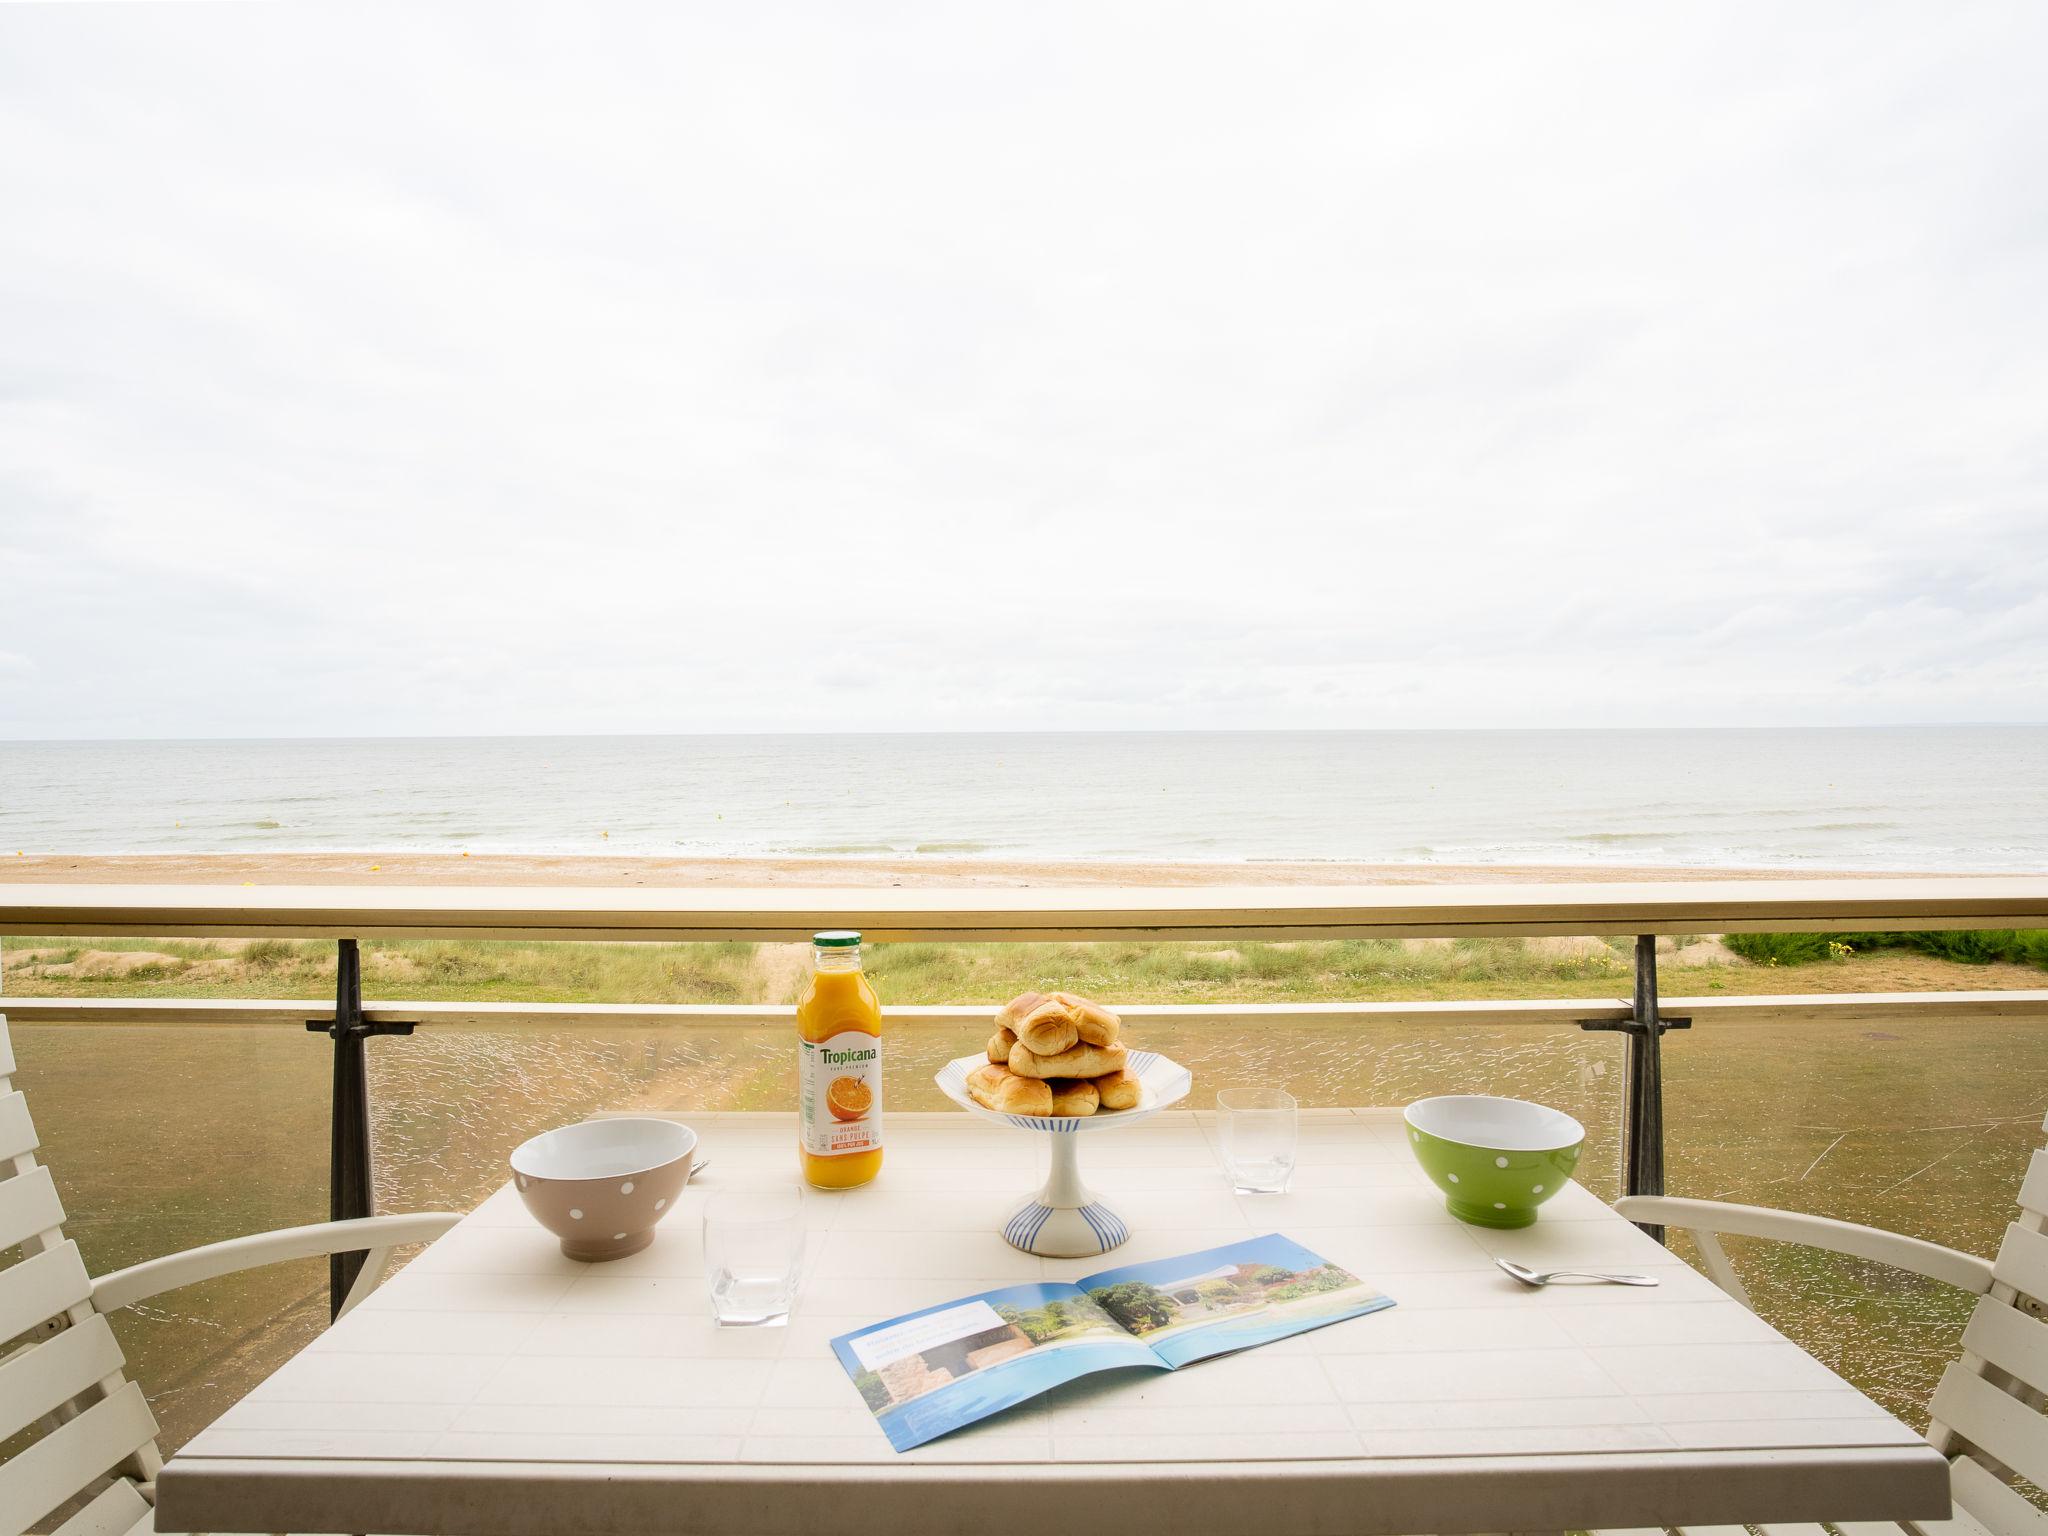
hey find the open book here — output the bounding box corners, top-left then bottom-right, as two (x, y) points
(829, 1233), (1394, 1451)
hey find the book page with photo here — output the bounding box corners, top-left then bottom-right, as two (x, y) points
(830, 1234), (1394, 1451)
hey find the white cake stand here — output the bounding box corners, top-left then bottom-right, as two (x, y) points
(933, 1049), (1193, 1258)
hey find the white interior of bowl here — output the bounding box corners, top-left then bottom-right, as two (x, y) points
(1405, 1095), (1584, 1152)
(511, 1117), (697, 1181)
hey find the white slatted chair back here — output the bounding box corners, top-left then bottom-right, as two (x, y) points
(1920, 1135), (2048, 1536)
(0, 1012), (164, 1536)
(1620, 1120), (2048, 1536)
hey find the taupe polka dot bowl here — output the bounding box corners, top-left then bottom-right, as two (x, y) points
(511, 1118), (699, 1261)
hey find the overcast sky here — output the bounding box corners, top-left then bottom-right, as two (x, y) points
(2, 2), (2044, 739)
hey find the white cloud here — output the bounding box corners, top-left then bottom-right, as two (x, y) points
(1, 1), (2044, 737)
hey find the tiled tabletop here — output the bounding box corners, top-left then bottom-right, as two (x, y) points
(156, 1110), (1949, 1536)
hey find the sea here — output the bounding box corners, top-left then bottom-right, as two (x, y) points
(0, 727), (2043, 870)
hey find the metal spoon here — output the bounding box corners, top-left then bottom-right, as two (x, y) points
(688, 1158), (710, 1179)
(1496, 1257), (1657, 1288)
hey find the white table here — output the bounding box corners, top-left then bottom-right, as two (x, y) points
(156, 1111), (1949, 1536)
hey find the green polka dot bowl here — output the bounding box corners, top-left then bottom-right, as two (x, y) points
(1404, 1095), (1584, 1229)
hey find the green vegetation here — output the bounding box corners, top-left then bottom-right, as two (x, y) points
(6, 929), (2046, 1008)
(994, 1293), (1118, 1344)
(1267, 1263), (1357, 1301)
(1724, 929), (2048, 969)
(1088, 1280), (1176, 1333)
(866, 936), (1635, 1002)
(0, 936), (765, 1003)
(852, 1370), (890, 1412)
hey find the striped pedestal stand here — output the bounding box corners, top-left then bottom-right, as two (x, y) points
(999, 1131), (1129, 1258)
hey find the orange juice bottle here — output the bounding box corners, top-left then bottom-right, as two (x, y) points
(796, 929), (883, 1188)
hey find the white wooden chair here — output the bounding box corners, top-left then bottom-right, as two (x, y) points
(1612, 1122), (2048, 1536)
(0, 1012), (460, 1536)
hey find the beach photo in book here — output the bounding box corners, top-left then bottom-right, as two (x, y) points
(831, 1233), (1393, 1450)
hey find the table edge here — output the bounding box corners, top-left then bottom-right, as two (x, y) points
(157, 1441), (1953, 1536)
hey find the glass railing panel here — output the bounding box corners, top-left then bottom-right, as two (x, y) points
(1662, 1007), (2048, 1423)
(366, 1013), (1629, 1206)
(13, 1010), (1625, 1457)
(39, 927), (2039, 1454)
(8, 1018), (329, 1459)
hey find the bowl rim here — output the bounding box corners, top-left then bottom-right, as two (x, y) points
(510, 1116), (698, 1181)
(1403, 1094), (1585, 1153)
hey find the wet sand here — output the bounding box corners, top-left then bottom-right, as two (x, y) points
(0, 851), (1960, 888)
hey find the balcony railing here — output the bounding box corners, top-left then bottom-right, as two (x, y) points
(6, 875), (2047, 941)
(4, 876), (2047, 1315)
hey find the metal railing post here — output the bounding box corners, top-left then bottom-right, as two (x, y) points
(1581, 934), (1690, 1243)
(308, 939), (414, 1319)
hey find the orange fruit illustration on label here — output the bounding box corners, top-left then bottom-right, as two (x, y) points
(826, 1075), (872, 1122)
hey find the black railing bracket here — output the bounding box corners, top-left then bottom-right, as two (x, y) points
(1580, 934), (1690, 1243)
(306, 938), (415, 1317)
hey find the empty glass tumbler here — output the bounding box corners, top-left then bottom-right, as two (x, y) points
(704, 1188), (806, 1326)
(1218, 1087), (1298, 1194)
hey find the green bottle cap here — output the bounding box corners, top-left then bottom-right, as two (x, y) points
(812, 930), (862, 947)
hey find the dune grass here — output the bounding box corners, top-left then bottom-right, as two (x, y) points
(862, 936), (1634, 1002)
(5, 930), (2045, 1008)
(1725, 928), (2048, 968)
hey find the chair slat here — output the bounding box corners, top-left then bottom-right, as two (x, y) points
(0, 1093), (36, 1163)
(1758, 1525), (1831, 1536)
(1948, 1453), (2048, 1536)
(49, 1478), (151, 1536)
(1677, 1527), (1754, 1536)
(1931, 1361), (2048, 1492)
(2017, 1150), (2048, 1221)
(0, 1381), (156, 1536)
(0, 1315), (126, 1442)
(1963, 1294), (2048, 1395)
(1991, 1222), (2048, 1306)
(0, 1166), (66, 1253)
(1838, 1525), (1909, 1536)
(0, 1239), (92, 1343)
(0, 1021), (15, 1082)
(1919, 1501), (2001, 1536)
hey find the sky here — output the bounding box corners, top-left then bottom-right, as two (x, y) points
(2, 2), (2045, 739)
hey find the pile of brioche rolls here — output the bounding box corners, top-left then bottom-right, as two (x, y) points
(966, 991), (1139, 1117)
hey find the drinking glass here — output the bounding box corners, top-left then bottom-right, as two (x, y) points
(1218, 1087), (1298, 1193)
(704, 1187), (805, 1326)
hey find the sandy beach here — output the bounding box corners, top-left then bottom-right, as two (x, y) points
(0, 851), (1968, 888)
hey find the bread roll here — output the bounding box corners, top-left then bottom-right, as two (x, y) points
(967, 1062), (1053, 1116)
(1054, 991), (1121, 1047)
(1014, 997), (1080, 1056)
(1048, 1078), (1099, 1117)
(967, 1061), (1005, 1101)
(1094, 1068), (1140, 1111)
(1008, 1039), (1128, 1081)
(994, 991), (1047, 1031)
(987, 1025), (1017, 1064)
